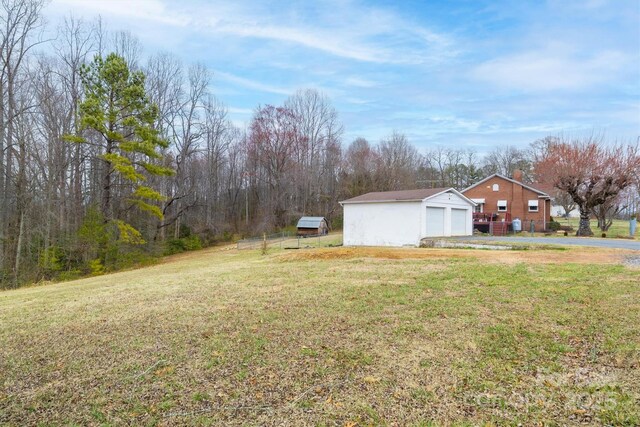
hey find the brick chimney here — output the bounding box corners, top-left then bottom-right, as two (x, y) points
(513, 169), (523, 182)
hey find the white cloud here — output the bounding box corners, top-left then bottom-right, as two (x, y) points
(344, 77), (379, 88)
(214, 71), (293, 96)
(472, 47), (632, 92)
(51, 0), (190, 26)
(227, 106), (254, 115)
(49, 0), (458, 65)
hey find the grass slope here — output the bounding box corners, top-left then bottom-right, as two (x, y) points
(1, 244), (639, 426)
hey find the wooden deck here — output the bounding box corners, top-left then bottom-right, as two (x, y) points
(473, 212), (512, 236)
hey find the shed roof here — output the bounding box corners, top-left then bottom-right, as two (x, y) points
(296, 216), (326, 228)
(340, 187), (475, 205)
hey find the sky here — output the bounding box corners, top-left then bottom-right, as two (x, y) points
(43, 0), (640, 152)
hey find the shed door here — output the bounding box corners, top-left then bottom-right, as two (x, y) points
(451, 208), (468, 236)
(425, 207), (445, 237)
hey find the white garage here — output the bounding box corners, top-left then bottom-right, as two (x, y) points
(340, 188), (475, 247)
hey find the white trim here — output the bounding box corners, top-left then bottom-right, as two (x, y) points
(339, 199), (422, 205)
(340, 188), (477, 206)
(470, 198), (485, 204)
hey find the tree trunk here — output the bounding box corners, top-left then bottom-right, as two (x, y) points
(13, 211), (25, 287)
(576, 207), (593, 236)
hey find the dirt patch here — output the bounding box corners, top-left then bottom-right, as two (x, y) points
(279, 246), (633, 265)
(279, 247), (472, 262)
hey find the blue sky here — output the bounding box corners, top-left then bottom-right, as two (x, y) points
(45, 0), (639, 152)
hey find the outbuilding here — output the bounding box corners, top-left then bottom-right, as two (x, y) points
(296, 216), (329, 236)
(340, 188), (476, 247)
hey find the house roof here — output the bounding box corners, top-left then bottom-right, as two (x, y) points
(462, 174), (551, 199)
(296, 216), (326, 228)
(530, 181), (555, 195)
(340, 187), (476, 205)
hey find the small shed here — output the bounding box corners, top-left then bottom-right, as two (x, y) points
(296, 216), (329, 236)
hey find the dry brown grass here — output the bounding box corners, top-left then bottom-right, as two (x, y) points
(281, 245), (633, 265)
(1, 245), (639, 426)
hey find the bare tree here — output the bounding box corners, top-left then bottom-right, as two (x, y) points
(535, 135), (640, 236)
(483, 145), (531, 181)
(285, 89), (343, 216)
(376, 131), (420, 191)
(593, 193), (627, 232)
(341, 137), (378, 198)
(248, 105), (303, 228)
(0, 0), (45, 284)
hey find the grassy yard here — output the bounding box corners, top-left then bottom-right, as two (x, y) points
(1, 243), (639, 425)
(556, 218), (638, 240)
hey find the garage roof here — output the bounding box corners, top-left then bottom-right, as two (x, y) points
(340, 188), (475, 205)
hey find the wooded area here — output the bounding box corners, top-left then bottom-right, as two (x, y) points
(1, 0), (638, 287)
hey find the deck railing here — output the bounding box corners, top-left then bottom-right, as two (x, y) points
(473, 212), (511, 223)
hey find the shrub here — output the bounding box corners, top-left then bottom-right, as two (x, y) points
(39, 246), (65, 276)
(165, 235), (203, 255)
(178, 224), (192, 238)
(89, 259), (105, 276)
(331, 216), (343, 231)
(601, 233), (607, 238)
(548, 221), (561, 232)
(57, 269), (82, 282)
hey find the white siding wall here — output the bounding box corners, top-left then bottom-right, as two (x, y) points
(343, 201), (422, 246)
(552, 204), (580, 218)
(420, 192), (473, 238)
(342, 190), (474, 247)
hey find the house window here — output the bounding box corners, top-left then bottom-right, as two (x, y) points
(492, 184), (499, 192)
(470, 199), (485, 213)
(528, 200), (539, 212)
(497, 200), (507, 212)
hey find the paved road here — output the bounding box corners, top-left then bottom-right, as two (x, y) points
(451, 236), (640, 251)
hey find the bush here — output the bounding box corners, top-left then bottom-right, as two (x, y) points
(165, 235), (203, 255)
(331, 216), (343, 231)
(548, 221), (561, 232)
(601, 233), (607, 238)
(178, 224), (192, 238)
(39, 246), (65, 276)
(57, 269), (82, 282)
(89, 259), (105, 276)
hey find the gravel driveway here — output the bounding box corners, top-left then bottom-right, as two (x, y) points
(451, 236), (640, 251)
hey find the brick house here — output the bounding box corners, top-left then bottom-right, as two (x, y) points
(462, 171), (551, 232)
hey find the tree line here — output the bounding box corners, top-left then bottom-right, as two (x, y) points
(1, 0), (639, 287)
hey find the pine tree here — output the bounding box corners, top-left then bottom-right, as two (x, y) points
(67, 53), (173, 243)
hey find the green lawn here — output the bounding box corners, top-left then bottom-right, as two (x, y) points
(556, 218), (638, 239)
(1, 245), (639, 425)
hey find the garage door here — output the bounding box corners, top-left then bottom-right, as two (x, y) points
(451, 208), (468, 236)
(425, 207), (445, 236)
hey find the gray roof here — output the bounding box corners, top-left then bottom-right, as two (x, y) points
(341, 187), (455, 204)
(296, 216), (326, 228)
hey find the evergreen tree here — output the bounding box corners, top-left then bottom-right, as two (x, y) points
(67, 53), (173, 243)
